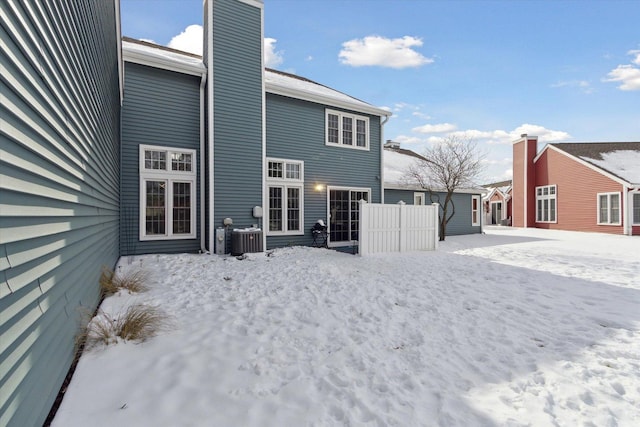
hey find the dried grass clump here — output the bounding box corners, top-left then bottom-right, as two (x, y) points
(81, 304), (166, 349)
(117, 304), (164, 341)
(100, 266), (148, 296)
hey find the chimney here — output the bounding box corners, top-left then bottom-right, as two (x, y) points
(384, 140), (400, 149)
(512, 134), (538, 227)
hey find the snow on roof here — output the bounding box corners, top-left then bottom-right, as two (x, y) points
(265, 69), (389, 117)
(121, 37), (389, 116)
(549, 142), (640, 186)
(122, 37), (205, 75)
(384, 148), (420, 185)
(383, 147), (484, 194)
(582, 150), (640, 185)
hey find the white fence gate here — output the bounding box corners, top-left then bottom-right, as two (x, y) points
(359, 200), (439, 256)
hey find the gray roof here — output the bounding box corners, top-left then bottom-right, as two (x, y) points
(549, 142), (640, 184)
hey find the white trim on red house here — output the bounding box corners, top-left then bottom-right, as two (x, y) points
(533, 144), (634, 187)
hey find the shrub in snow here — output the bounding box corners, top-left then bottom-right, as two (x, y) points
(80, 304), (166, 349)
(99, 266), (148, 296)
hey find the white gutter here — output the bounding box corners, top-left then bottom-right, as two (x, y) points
(623, 184), (631, 236)
(379, 115), (390, 203)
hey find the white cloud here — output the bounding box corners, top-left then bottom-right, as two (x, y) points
(604, 50), (640, 91)
(412, 123), (457, 134)
(393, 135), (424, 145)
(339, 36), (433, 69)
(168, 24), (203, 55)
(140, 38), (156, 44)
(412, 111), (432, 120)
(551, 80), (593, 94)
(264, 38), (284, 68)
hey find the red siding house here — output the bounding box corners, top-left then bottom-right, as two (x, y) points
(483, 180), (512, 225)
(512, 135), (640, 235)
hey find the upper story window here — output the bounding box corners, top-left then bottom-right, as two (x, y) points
(139, 145), (196, 241)
(536, 185), (557, 223)
(326, 109), (369, 150)
(267, 158), (304, 235)
(597, 192), (621, 225)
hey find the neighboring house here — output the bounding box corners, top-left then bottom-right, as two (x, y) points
(512, 134), (640, 235)
(1, 1), (122, 426)
(382, 141), (484, 235)
(483, 180), (512, 225)
(1, 2), (390, 424)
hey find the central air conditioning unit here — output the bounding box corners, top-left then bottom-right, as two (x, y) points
(231, 229), (263, 255)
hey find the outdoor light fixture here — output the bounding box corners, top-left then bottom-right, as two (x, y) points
(314, 184), (325, 192)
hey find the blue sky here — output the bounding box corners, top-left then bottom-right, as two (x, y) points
(121, 0), (639, 183)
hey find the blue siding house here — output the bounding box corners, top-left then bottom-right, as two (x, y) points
(121, 1), (391, 255)
(1, 1), (122, 426)
(383, 142), (485, 236)
(1, 0), (391, 425)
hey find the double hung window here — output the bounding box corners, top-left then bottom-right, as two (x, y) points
(139, 145), (196, 240)
(597, 192), (621, 225)
(536, 185), (557, 223)
(326, 109), (369, 150)
(267, 158), (304, 235)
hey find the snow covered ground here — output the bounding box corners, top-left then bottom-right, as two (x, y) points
(52, 227), (640, 427)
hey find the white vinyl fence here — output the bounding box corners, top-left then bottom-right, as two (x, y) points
(358, 200), (439, 256)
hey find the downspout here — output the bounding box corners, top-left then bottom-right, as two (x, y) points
(623, 184), (630, 236)
(379, 114), (390, 204)
(206, 0), (215, 253)
(199, 71), (208, 253)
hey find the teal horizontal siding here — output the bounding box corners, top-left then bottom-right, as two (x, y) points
(0, 1), (121, 426)
(384, 189), (482, 235)
(120, 62), (202, 255)
(212, 0), (263, 231)
(266, 94), (383, 249)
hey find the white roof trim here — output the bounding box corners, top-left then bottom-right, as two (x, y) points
(266, 81), (391, 117)
(238, 0), (264, 8)
(384, 183), (486, 194)
(122, 41), (206, 76)
(535, 144), (631, 187)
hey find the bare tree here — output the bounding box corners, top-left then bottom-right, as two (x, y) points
(405, 135), (486, 240)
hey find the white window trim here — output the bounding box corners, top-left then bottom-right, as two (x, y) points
(414, 192), (425, 205)
(327, 186), (371, 247)
(535, 184), (557, 224)
(632, 192), (640, 226)
(471, 195), (481, 226)
(139, 145), (197, 241)
(266, 158), (304, 236)
(325, 109), (370, 151)
(597, 192), (622, 226)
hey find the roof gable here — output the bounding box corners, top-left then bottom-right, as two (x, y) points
(536, 142), (640, 186)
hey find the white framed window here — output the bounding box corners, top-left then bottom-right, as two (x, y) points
(633, 193), (640, 225)
(266, 158), (304, 235)
(597, 192), (621, 225)
(471, 195), (481, 226)
(328, 186), (370, 246)
(326, 109), (369, 150)
(414, 192), (425, 205)
(139, 145), (196, 240)
(536, 185), (557, 223)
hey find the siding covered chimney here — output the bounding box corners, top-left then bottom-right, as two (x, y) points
(512, 134), (538, 227)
